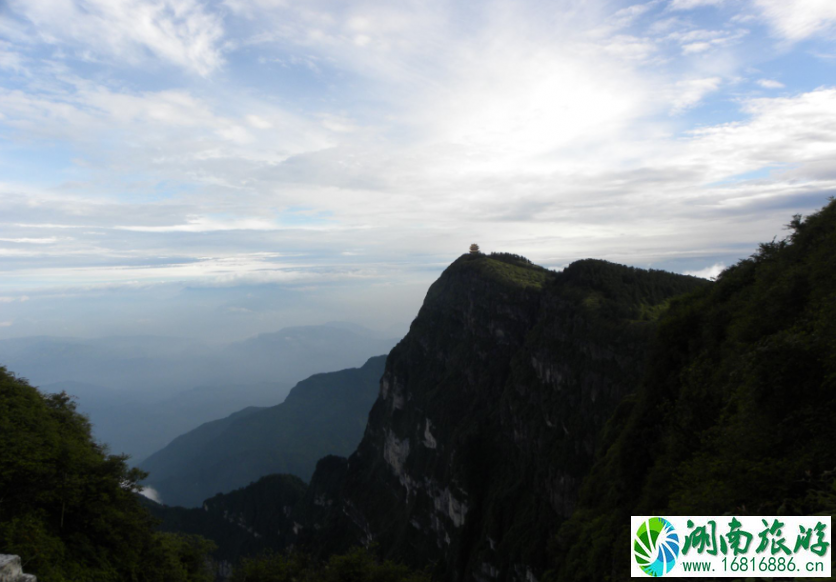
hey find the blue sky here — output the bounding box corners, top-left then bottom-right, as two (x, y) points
(1, 0), (835, 339)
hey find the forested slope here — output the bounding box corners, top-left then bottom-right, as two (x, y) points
(551, 200), (836, 581)
(0, 369), (214, 582)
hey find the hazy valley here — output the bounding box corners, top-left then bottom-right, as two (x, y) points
(0, 324), (397, 462)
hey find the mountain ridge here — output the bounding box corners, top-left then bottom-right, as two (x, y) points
(302, 253), (709, 581)
(140, 355), (388, 507)
(149, 252), (708, 579)
(1, 323), (398, 461)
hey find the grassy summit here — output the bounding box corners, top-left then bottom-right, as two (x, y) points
(456, 252), (553, 289)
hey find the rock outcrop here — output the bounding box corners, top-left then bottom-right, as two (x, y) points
(0, 555), (36, 582)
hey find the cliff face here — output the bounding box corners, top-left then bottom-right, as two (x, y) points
(304, 254), (707, 581)
(0, 555), (36, 582)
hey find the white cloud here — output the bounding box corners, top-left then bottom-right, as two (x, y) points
(667, 27), (750, 54)
(0, 322), (12, 327)
(0, 41), (26, 73)
(0, 76), (339, 185)
(599, 34), (660, 62)
(753, 0), (836, 42)
(7, 0), (226, 75)
(139, 486), (162, 503)
(757, 78), (785, 89)
(114, 217), (284, 233)
(668, 0), (725, 10)
(682, 88), (836, 178)
(5, 87), (834, 292)
(685, 262), (725, 279)
(671, 77), (723, 112)
(1, 0), (835, 322)
(246, 115), (273, 129)
(606, 1), (662, 31)
(0, 237), (61, 244)
(0, 296), (29, 303)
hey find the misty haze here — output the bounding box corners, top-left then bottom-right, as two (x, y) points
(0, 323), (397, 462)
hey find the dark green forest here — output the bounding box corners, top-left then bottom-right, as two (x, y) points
(0, 369), (428, 582)
(229, 547), (430, 582)
(143, 473), (307, 565)
(550, 199), (836, 580)
(0, 369), (215, 581)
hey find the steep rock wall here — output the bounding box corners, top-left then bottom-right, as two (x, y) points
(304, 254), (707, 581)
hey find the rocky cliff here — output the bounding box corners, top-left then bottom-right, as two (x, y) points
(0, 556), (36, 582)
(298, 253), (708, 581)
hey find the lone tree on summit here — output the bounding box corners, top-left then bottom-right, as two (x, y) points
(469, 244), (480, 254)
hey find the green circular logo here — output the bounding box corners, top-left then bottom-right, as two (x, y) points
(634, 517), (680, 577)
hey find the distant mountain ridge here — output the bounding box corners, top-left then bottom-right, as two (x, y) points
(42, 379), (290, 464)
(0, 323), (396, 395)
(0, 323), (398, 462)
(140, 355), (387, 507)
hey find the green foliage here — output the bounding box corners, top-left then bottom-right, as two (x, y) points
(549, 200), (836, 581)
(148, 533), (217, 582)
(487, 252), (533, 266)
(0, 369), (215, 581)
(447, 253), (552, 290)
(553, 258), (710, 322)
(231, 547), (430, 582)
(146, 473), (306, 565)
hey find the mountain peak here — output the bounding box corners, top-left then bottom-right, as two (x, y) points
(443, 251), (553, 289)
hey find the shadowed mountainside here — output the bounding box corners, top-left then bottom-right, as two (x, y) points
(549, 200), (836, 581)
(298, 253), (708, 581)
(140, 356), (387, 507)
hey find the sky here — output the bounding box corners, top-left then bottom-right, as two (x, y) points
(0, 0), (835, 340)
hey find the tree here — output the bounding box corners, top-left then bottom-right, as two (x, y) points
(0, 368), (216, 581)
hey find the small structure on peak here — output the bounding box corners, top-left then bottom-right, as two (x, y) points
(469, 243), (480, 254)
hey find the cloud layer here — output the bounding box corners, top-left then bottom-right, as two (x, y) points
(1, 0), (835, 338)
